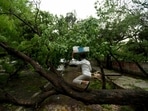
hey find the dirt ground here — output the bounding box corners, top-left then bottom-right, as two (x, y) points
(0, 66), (134, 111)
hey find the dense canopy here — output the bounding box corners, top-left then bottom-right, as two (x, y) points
(0, 0), (148, 110)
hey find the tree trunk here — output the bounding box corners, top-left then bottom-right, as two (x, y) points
(133, 60), (148, 77)
(109, 51), (124, 74)
(106, 54), (112, 69)
(95, 58), (106, 89)
(0, 42), (148, 107)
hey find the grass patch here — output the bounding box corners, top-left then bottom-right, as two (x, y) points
(89, 79), (115, 89)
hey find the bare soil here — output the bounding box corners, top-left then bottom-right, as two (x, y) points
(0, 66), (134, 111)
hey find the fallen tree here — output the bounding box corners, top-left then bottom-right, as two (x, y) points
(0, 42), (148, 108)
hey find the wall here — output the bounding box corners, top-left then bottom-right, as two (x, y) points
(112, 61), (148, 76)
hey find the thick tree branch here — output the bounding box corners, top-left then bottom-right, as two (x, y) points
(0, 42), (148, 106)
(133, 60), (148, 77)
(0, 12), (39, 35)
(0, 88), (57, 107)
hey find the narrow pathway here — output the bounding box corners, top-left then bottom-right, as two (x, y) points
(93, 67), (148, 91)
(110, 75), (148, 90)
(104, 69), (148, 91)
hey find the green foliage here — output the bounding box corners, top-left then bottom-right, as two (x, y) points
(0, 74), (8, 85)
(94, 0), (147, 62)
(0, 35), (7, 42)
(1, 58), (16, 74)
(0, 0), (147, 72)
(120, 106), (134, 111)
(0, 15), (17, 39)
(89, 80), (102, 89)
(90, 79), (114, 89)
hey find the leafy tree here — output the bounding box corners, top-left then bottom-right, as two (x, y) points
(94, 0), (148, 75)
(0, 0), (148, 110)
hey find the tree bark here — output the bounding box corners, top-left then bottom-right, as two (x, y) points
(109, 51), (124, 74)
(133, 60), (148, 77)
(0, 42), (148, 107)
(95, 58), (106, 89)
